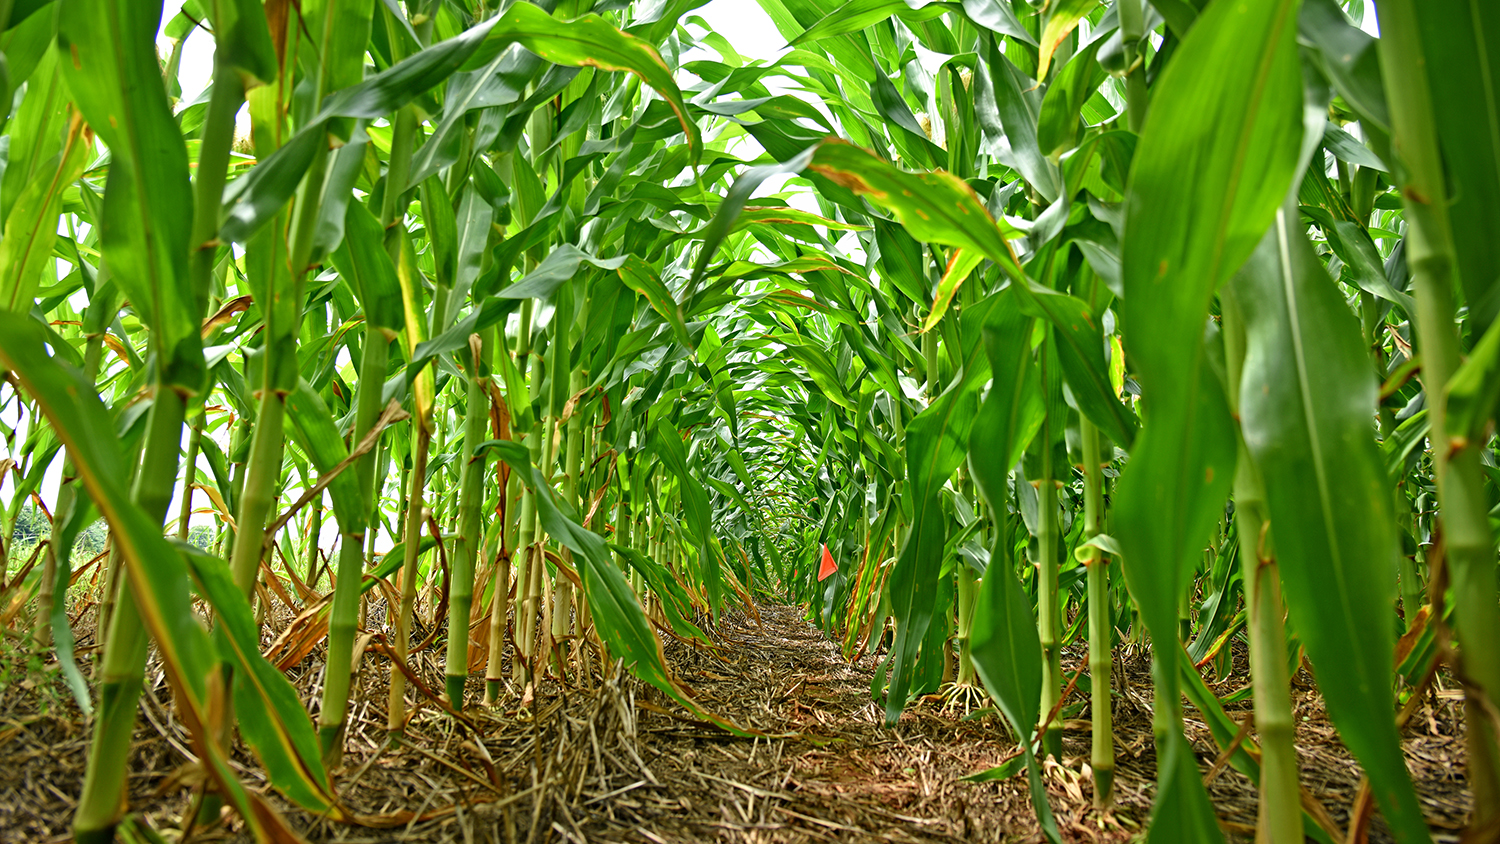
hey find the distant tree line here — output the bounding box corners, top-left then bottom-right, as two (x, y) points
(7, 504), (212, 568)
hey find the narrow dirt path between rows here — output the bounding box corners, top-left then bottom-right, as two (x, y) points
(566, 602), (1471, 844)
(578, 601), (1062, 843)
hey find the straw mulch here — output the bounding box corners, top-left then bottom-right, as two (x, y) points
(0, 599), (1476, 842)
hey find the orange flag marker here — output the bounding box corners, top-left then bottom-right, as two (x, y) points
(818, 543), (838, 581)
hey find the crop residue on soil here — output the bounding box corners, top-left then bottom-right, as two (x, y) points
(0, 601), (1475, 842)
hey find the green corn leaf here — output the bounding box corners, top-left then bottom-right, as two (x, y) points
(448, 188), (496, 330)
(966, 287), (1057, 841)
(309, 124), (370, 264)
(1013, 283), (1137, 449)
(706, 474), (754, 519)
(1234, 205), (1432, 844)
(1037, 0), (1099, 80)
(0, 46), (69, 222)
(1311, 215), (1415, 316)
(0, 109), (91, 312)
(781, 337), (854, 410)
(719, 255), (860, 286)
(300, 0), (373, 131)
(499, 244), (630, 299)
(1448, 318), (1500, 444)
(971, 288), (1045, 483)
(48, 477), (98, 716)
(839, 323), (904, 402)
(198, 427), (239, 518)
(923, 249), (984, 332)
(967, 287), (1042, 732)
(488, 440), (748, 734)
(1116, 0), (1302, 656)
(1036, 38), (1106, 158)
(2, 4), (55, 91)
(759, 0), (883, 85)
(412, 245), (628, 384)
(870, 64), (946, 170)
(803, 139), (1024, 275)
(394, 228), (435, 422)
(1321, 123), (1385, 171)
(730, 205), (868, 233)
(179, 542), (338, 815)
(788, 0), (955, 46)
(653, 418), (722, 613)
(1298, 0), (1387, 132)
(1112, 0), (1304, 836)
(883, 291), (1001, 724)
(0, 313), (305, 841)
(983, 38), (1061, 202)
(422, 176), (460, 294)
(961, 0), (1036, 44)
(618, 255), (692, 346)
(960, 752), (1027, 782)
(458, 2), (701, 160)
(331, 200), (405, 332)
(407, 50), (543, 190)
(204, 0), (278, 86)
(223, 2), (699, 243)
(57, 0), (201, 390)
(284, 379), (367, 530)
(611, 543), (713, 644)
(1146, 728), (1226, 841)
(683, 143), (822, 304)
(870, 217), (932, 306)
(1021, 744), (1063, 844)
(365, 536), (443, 588)
(1179, 650), (1340, 844)
(968, 498), (1042, 739)
(1415, 0), (1500, 336)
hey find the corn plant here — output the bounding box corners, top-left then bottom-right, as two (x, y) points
(0, 0), (1496, 841)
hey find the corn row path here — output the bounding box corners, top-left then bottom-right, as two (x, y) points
(569, 603), (1470, 844)
(567, 601), (1065, 843)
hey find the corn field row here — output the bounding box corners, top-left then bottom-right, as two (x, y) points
(0, 0), (1494, 841)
